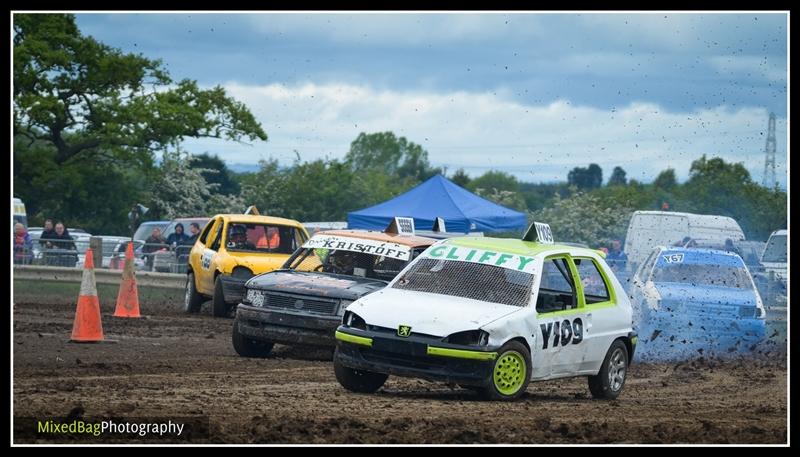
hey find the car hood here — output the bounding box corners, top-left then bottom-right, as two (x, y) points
(654, 282), (758, 307)
(347, 287), (523, 338)
(247, 270), (387, 301)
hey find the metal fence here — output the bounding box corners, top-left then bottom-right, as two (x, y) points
(13, 238), (194, 273)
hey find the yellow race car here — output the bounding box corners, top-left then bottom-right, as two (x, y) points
(184, 213), (310, 317)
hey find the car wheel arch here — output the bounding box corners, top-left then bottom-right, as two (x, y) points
(615, 336), (634, 365)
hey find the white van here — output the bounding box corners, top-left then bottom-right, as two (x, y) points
(623, 211), (745, 269)
(761, 229), (787, 281)
(13, 198), (27, 228)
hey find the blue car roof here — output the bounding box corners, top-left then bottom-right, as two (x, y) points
(656, 247), (745, 268)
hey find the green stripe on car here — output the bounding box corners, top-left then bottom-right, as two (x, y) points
(427, 345), (498, 361)
(335, 331), (373, 347)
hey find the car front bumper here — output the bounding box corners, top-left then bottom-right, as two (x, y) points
(219, 275), (247, 304)
(334, 327), (498, 387)
(235, 304), (341, 347)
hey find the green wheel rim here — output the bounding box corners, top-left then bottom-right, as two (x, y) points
(493, 350), (526, 396)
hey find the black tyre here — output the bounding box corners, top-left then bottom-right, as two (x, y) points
(184, 272), (203, 313)
(477, 340), (531, 401)
(231, 320), (274, 358)
(588, 339), (629, 400)
(333, 349), (388, 393)
(212, 275), (230, 318)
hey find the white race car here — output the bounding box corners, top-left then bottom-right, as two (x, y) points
(334, 223), (637, 401)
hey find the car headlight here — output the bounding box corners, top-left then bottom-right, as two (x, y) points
(342, 311), (366, 330)
(445, 330), (490, 346)
(338, 300), (353, 316)
(245, 288), (265, 307)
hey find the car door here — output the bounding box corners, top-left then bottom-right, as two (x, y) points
(197, 218), (225, 294)
(531, 254), (590, 379)
(573, 256), (623, 374)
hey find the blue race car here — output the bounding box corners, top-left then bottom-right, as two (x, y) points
(629, 247), (766, 360)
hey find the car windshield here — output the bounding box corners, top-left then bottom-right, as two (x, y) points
(286, 246), (410, 281)
(650, 263), (751, 289)
(762, 234), (787, 263)
(226, 223), (304, 254)
(392, 258), (535, 307)
(134, 222), (168, 241)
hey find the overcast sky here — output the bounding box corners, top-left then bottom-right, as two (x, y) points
(75, 12), (788, 187)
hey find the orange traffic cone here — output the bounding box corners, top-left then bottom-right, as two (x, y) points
(71, 248), (104, 342)
(114, 241), (141, 318)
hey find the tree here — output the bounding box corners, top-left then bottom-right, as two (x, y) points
(530, 191), (636, 247)
(567, 163), (603, 190)
(150, 149), (218, 220)
(240, 157), (411, 221)
(190, 153), (241, 195)
(450, 168), (471, 188)
(653, 168), (677, 190)
(345, 132), (441, 182)
(13, 14), (267, 168)
(608, 166), (627, 186)
(468, 171), (527, 211)
(677, 155), (786, 240)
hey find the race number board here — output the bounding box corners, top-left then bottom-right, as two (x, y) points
(386, 216), (415, 236)
(523, 221), (555, 244)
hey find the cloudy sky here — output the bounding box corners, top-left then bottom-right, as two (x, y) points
(75, 12), (788, 187)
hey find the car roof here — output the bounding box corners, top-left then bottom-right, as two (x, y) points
(217, 214), (305, 228)
(444, 236), (601, 258)
(318, 229), (437, 247)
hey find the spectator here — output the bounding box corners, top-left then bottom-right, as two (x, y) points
(186, 222), (201, 245)
(673, 236), (692, 247)
(143, 227), (166, 270)
(724, 238), (741, 257)
(51, 222), (76, 250)
(39, 219), (57, 248)
(13, 222), (33, 264)
(606, 240), (628, 272)
(45, 222), (77, 267)
(166, 223), (189, 249)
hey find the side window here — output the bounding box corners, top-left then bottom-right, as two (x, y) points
(574, 258), (611, 304)
(536, 257), (577, 314)
(198, 219), (217, 246)
(294, 228), (307, 249)
(209, 221), (225, 251)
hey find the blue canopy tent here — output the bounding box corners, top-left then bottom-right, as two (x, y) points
(347, 175), (528, 233)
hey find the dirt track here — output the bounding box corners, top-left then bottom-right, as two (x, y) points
(13, 302), (787, 444)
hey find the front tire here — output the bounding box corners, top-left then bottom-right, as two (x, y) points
(184, 272), (203, 313)
(478, 340), (531, 401)
(232, 320), (274, 358)
(333, 348), (388, 393)
(588, 339), (629, 400)
(212, 275), (230, 318)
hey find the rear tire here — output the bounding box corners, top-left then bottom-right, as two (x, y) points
(212, 275), (230, 318)
(184, 272), (203, 313)
(589, 339), (629, 400)
(333, 349), (388, 393)
(232, 320), (274, 358)
(478, 340), (531, 401)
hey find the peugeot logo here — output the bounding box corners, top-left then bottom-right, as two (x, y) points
(294, 299), (304, 310)
(397, 325), (412, 337)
